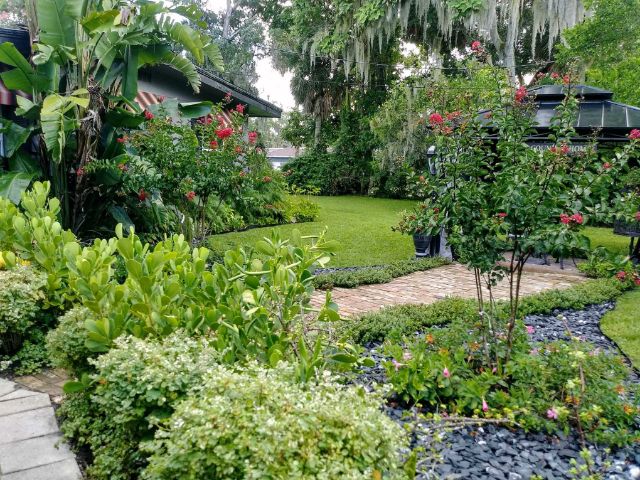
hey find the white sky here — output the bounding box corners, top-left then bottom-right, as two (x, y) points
(205, 0), (296, 110)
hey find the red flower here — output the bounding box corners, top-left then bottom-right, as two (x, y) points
(629, 129), (640, 140)
(117, 163), (128, 172)
(215, 128), (234, 139)
(236, 104), (245, 114)
(138, 189), (148, 201)
(514, 86), (527, 103)
(442, 126), (453, 135)
(634, 277), (640, 287)
(235, 145), (243, 154)
(560, 213), (570, 224)
(570, 213), (583, 225)
(224, 92), (232, 103)
(262, 176), (272, 183)
(76, 167), (85, 177)
(471, 40), (482, 51)
(497, 212), (507, 218)
(549, 146), (558, 154)
(560, 144), (570, 155)
(603, 162), (612, 169)
(116, 136), (127, 144)
(562, 75), (570, 85)
(551, 72), (560, 79)
(536, 72), (546, 79)
(433, 207), (440, 213)
(248, 131), (258, 144)
(144, 110), (154, 120)
(616, 271), (627, 281)
(185, 191), (196, 201)
(635, 211), (640, 222)
(429, 113), (444, 126)
(157, 95), (166, 102)
(210, 140), (218, 149)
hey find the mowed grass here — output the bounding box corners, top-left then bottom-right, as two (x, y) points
(600, 289), (640, 368)
(584, 226), (631, 256)
(208, 196), (417, 267)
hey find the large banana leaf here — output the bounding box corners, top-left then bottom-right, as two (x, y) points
(203, 43), (225, 72)
(159, 52), (201, 93)
(0, 120), (32, 158)
(0, 42), (47, 91)
(159, 20), (205, 64)
(121, 47), (139, 101)
(40, 91), (89, 162)
(9, 151), (41, 175)
(0, 172), (35, 204)
(178, 102), (213, 119)
(37, 0), (76, 48)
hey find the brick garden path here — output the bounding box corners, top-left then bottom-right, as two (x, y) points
(0, 377), (81, 479)
(311, 263), (585, 317)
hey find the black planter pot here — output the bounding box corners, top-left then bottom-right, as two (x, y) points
(412, 232), (442, 258)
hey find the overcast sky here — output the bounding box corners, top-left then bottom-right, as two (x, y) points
(205, 0), (296, 110)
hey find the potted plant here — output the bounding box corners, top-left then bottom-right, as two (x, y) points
(395, 202), (443, 258)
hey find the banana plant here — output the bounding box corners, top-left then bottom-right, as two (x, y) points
(0, 0), (224, 232)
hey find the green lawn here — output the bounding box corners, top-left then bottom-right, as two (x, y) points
(209, 196), (417, 267)
(583, 226), (631, 256)
(600, 289), (640, 367)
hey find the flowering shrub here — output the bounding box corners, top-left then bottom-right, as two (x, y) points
(141, 362), (407, 480)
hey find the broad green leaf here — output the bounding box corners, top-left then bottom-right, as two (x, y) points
(203, 42), (224, 72)
(106, 107), (145, 128)
(158, 52), (201, 93)
(0, 42), (46, 91)
(63, 381), (85, 394)
(0, 172), (35, 204)
(15, 96), (39, 119)
(8, 151), (41, 175)
(1, 120), (31, 157)
(37, 0), (75, 47)
(121, 47), (138, 100)
(178, 101), (213, 118)
(81, 10), (120, 33)
(109, 205), (135, 230)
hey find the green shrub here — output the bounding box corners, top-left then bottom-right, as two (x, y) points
(344, 278), (630, 345)
(141, 363), (408, 480)
(577, 246), (637, 279)
(283, 194), (320, 223)
(0, 267), (48, 356)
(46, 307), (97, 376)
(58, 333), (223, 480)
(314, 257), (450, 290)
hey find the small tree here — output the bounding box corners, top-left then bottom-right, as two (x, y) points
(411, 69), (639, 367)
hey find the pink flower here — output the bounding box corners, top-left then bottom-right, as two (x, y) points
(443, 367), (451, 378)
(482, 399), (489, 412)
(562, 75), (571, 85)
(634, 277), (640, 286)
(547, 408), (558, 420)
(391, 359), (403, 372)
(603, 162), (611, 169)
(635, 211), (640, 222)
(215, 127), (234, 139)
(560, 214), (570, 225)
(497, 212), (507, 218)
(235, 145), (243, 154)
(76, 167), (85, 177)
(116, 136), (127, 144)
(530, 348), (539, 355)
(248, 131), (258, 144)
(144, 110), (154, 120)
(471, 40), (482, 51)
(570, 213), (583, 225)
(185, 191), (196, 201)
(629, 129), (640, 140)
(403, 351), (413, 361)
(526, 325), (535, 334)
(236, 104), (245, 114)
(429, 113), (444, 126)
(560, 144), (570, 155)
(514, 86), (527, 103)
(616, 271), (627, 281)
(551, 72), (560, 80)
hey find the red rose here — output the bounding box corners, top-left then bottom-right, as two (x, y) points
(570, 213), (583, 225)
(603, 162), (612, 169)
(236, 104), (245, 114)
(560, 213), (570, 224)
(138, 189), (148, 201)
(144, 110), (154, 120)
(514, 86), (527, 103)
(551, 72), (560, 79)
(185, 191), (196, 201)
(549, 146), (558, 154)
(562, 75), (570, 85)
(248, 131), (258, 144)
(560, 144), (570, 155)
(215, 128), (233, 139)
(471, 40), (482, 51)
(616, 271), (627, 281)
(629, 129), (640, 140)
(429, 113), (444, 126)
(210, 140), (218, 149)
(235, 146), (243, 154)
(497, 212), (507, 218)
(116, 136), (127, 144)
(634, 277), (640, 286)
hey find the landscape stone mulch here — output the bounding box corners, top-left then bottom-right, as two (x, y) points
(357, 303), (640, 480)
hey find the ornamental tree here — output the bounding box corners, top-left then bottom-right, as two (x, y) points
(411, 72), (639, 367)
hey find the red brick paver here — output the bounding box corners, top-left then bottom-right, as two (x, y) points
(311, 263), (585, 317)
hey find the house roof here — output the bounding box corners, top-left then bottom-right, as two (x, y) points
(139, 64), (282, 119)
(479, 85), (640, 141)
(266, 147), (300, 158)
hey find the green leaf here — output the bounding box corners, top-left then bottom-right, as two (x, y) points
(331, 353), (358, 363)
(121, 47), (139, 101)
(37, 0), (75, 47)
(9, 151), (41, 175)
(1, 120), (31, 157)
(0, 172), (35, 204)
(0, 42), (45, 91)
(106, 107), (145, 128)
(158, 52), (201, 93)
(15, 96), (40, 119)
(62, 381), (86, 394)
(109, 205), (135, 230)
(203, 42), (224, 72)
(81, 10), (120, 33)
(178, 101), (213, 118)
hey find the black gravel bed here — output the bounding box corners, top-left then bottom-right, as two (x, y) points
(356, 303), (640, 479)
